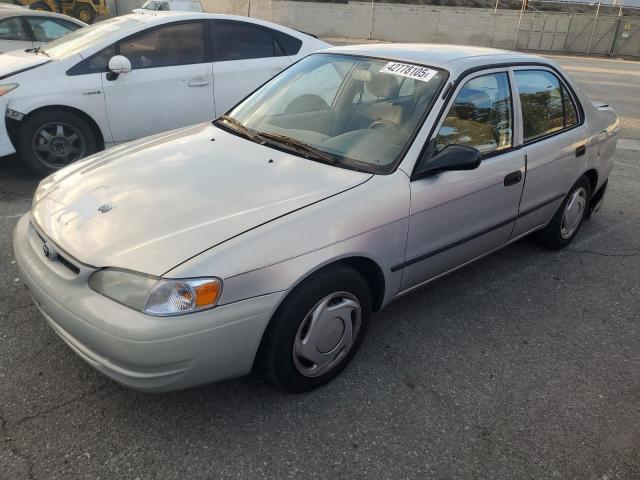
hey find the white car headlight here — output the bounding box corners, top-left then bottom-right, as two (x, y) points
(0, 83), (18, 96)
(89, 268), (222, 316)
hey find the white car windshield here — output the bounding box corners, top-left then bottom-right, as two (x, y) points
(41, 17), (143, 59)
(221, 53), (446, 173)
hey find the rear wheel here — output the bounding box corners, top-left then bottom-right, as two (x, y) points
(18, 110), (97, 176)
(262, 265), (372, 393)
(533, 175), (591, 250)
(73, 3), (95, 23)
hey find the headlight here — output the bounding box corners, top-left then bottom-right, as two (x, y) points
(89, 268), (222, 316)
(0, 83), (18, 96)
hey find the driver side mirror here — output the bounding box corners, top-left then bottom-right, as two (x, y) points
(413, 143), (481, 179)
(106, 55), (132, 81)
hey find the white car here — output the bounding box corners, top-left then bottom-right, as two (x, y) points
(0, 4), (84, 53)
(0, 12), (328, 174)
(134, 0), (203, 13)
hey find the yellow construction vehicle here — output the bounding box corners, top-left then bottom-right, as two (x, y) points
(13, 0), (108, 24)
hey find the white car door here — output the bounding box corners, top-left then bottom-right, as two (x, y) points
(101, 20), (214, 143)
(210, 20), (291, 116)
(0, 17), (34, 53)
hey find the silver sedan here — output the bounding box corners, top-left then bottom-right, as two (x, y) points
(14, 44), (618, 393)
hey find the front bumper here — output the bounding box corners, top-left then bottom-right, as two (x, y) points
(0, 101), (17, 157)
(13, 214), (285, 392)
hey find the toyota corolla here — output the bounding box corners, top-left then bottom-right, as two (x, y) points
(14, 44), (618, 393)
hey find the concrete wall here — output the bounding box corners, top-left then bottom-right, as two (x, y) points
(109, 0), (638, 57)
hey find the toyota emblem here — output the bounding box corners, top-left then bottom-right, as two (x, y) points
(43, 242), (57, 260)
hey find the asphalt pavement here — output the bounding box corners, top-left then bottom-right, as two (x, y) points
(1, 54), (639, 480)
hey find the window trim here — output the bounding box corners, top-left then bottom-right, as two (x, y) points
(432, 69), (515, 160)
(512, 66), (583, 147)
(411, 61), (585, 181)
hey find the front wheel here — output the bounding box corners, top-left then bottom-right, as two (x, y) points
(533, 175), (591, 250)
(17, 110), (97, 176)
(262, 265), (372, 393)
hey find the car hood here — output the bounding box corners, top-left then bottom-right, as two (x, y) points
(0, 49), (50, 79)
(32, 123), (372, 276)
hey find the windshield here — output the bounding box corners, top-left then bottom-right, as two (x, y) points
(140, 0), (169, 10)
(223, 53), (446, 173)
(42, 17), (143, 59)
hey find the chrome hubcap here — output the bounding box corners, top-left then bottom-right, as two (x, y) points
(560, 187), (587, 239)
(293, 292), (361, 378)
(32, 122), (85, 169)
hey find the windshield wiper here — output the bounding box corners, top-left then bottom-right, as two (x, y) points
(214, 115), (256, 141)
(26, 46), (49, 57)
(256, 131), (336, 165)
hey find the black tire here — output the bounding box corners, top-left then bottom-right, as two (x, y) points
(73, 3), (95, 24)
(29, 1), (51, 11)
(533, 175), (591, 250)
(18, 109), (97, 177)
(262, 265), (372, 393)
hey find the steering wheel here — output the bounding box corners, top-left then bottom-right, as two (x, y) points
(368, 119), (408, 141)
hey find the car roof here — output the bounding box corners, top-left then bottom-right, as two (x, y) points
(122, 11), (320, 39)
(322, 43), (554, 75)
(0, 4), (86, 25)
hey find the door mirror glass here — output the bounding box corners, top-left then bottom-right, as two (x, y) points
(108, 55), (132, 74)
(414, 144), (481, 178)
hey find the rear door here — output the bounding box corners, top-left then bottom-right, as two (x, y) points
(401, 69), (526, 290)
(102, 20), (214, 143)
(210, 20), (292, 115)
(510, 67), (589, 238)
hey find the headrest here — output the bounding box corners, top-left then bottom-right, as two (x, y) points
(366, 72), (400, 99)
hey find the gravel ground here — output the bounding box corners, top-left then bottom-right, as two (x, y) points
(1, 54), (639, 480)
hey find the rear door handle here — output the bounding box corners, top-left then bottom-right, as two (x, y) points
(504, 170), (522, 187)
(575, 144), (587, 157)
(188, 78), (211, 87)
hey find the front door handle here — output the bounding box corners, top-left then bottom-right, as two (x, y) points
(504, 170), (522, 187)
(188, 78), (211, 87)
(575, 144), (587, 157)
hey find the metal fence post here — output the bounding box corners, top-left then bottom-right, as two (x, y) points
(586, 1), (601, 55)
(369, 0), (374, 40)
(514, 0), (526, 50)
(608, 4), (624, 57)
(489, 0), (499, 47)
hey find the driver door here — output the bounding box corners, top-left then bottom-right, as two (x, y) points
(101, 21), (214, 143)
(400, 69), (526, 290)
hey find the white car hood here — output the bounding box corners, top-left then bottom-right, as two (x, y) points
(32, 123), (371, 276)
(0, 49), (50, 79)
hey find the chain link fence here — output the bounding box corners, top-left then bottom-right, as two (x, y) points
(196, 0), (640, 58)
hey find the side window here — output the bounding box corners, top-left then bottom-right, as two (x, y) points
(119, 22), (204, 69)
(515, 70), (578, 142)
(0, 17), (30, 41)
(435, 72), (513, 155)
(66, 45), (115, 75)
(27, 17), (81, 43)
(212, 21), (280, 61)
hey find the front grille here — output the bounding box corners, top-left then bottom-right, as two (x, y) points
(32, 225), (81, 276)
